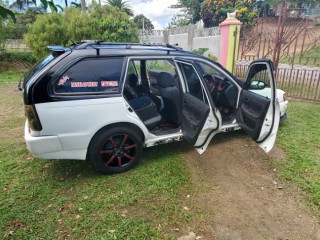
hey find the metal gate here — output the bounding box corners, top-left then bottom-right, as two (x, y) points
(233, 3), (320, 101)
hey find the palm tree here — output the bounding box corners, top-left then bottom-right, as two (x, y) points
(106, 0), (133, 16)
(80, 0), (86, 12)
(9, 0), (34, 12)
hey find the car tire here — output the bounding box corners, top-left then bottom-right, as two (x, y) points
(89, 126), (143, 174)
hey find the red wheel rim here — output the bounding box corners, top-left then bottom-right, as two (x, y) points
(100, 134), (137, 168)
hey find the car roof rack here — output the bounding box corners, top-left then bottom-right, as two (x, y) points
(74, 40), (183, 51)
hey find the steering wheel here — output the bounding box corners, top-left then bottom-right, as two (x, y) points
(203, 74), (215, 93)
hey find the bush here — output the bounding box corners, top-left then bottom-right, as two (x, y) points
(24, 6), (139, 59)
(192, 48), (209, 55)
(0, 51), (36, 63)
(315, 22), (320, 27)
(24, 13), (68, 59)
(90, 5), (139, 42)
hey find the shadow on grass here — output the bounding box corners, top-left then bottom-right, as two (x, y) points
(42, 130), (247, 182)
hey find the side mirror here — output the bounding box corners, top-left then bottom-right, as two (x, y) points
(249, 80), (265, 90)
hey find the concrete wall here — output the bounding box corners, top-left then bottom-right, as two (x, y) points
(192, 35), (220, 60)
(139, 25), (221, 61)
(168, 34), (188, 50)
(145, 36), (164, 43)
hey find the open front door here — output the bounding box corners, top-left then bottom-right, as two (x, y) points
(236, 59), (280, 152)
(175, 59), (221, 154)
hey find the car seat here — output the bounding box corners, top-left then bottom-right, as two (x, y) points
(125, 74), (162, 130)
(157, 72), (181, 126)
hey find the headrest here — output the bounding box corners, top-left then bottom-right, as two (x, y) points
(157, 72), (174, 88)
(127, 73), (138, 87)
(203, 74), (214, 82)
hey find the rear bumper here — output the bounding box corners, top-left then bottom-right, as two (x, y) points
(24, 121), (62, 156)
(24, 121), (87, 160)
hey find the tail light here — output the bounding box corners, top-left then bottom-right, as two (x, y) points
(24, 105), (42, 131)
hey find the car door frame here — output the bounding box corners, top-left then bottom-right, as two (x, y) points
(174, 57), (221, 153)
(236, 59), (280, 152)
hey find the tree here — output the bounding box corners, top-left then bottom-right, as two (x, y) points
(24, 5), (138, 59)
(64, 7), (96, 40)
(167, 14), (189, 28)
(106, 0), (133, 16)
(0, 3), (16, 21)
(9, 0), (35, 12)
(171, 0), (203, 24)
(133, 14), (154, 30)
(234, 0), (258, 26)
(199, 0), (258, 27)
(7, 7), (44, 39)
(24, 13), (67, 58)
(0, 0), (62, 22)
(90, 5), (138, 41)
(200, 0), (234, 27)
(80, 0), (86, 13)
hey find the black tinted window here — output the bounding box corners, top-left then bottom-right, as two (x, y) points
(24, 54), (56, 85)
(54, 58), (124, 94)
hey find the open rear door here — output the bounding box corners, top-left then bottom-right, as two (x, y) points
(175, 59), (221, 154)
(236, 59), (280, 152)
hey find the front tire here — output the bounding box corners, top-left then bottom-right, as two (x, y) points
(89, 126), (143, 174)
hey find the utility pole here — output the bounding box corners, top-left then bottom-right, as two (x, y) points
(142, 17), (145, 32)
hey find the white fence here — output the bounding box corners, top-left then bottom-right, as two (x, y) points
(139, 25), (221, 60)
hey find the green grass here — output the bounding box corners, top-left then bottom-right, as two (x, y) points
(0, 83), (191, 239)
(275, 100), (320, 208)
(277, 81), (320, 100)
(280, 49), (320, 67)
(0, 72), (22, 83)
(0, 62), (28, 84)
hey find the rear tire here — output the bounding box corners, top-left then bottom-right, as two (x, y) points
(89, 126), (143, 174)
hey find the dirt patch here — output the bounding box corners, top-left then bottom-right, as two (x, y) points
(180, 132), (320, 239)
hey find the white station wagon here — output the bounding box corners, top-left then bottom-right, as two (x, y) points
(21, 42), (280, 173)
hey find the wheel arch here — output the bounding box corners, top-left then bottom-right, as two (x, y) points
(86, 122), (145, 160)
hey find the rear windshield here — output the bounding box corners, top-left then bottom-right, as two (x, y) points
(24, 54), (57, 84)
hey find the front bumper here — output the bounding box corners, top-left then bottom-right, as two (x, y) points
(280, 113), (287, 122)
(279, 100), (288, 122)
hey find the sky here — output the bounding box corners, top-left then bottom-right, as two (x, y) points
(128, 0), (181, 29)
(8, 0), (181, 29)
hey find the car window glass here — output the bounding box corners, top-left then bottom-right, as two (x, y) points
(146, 60), (176, 75)
(196, 62), (225, 80)
(177, 62), (205, 101)
(127, 61), (142, 83)
(24, 54), (56, 85)
(145, 59), (177, 89)
(54, 58), (123, 94)
(133, 60), (142, 83)
(246, 64), (270, 89)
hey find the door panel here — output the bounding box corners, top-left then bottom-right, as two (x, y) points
(182, 93), (210, 144)
(237, 90), (270, 140)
